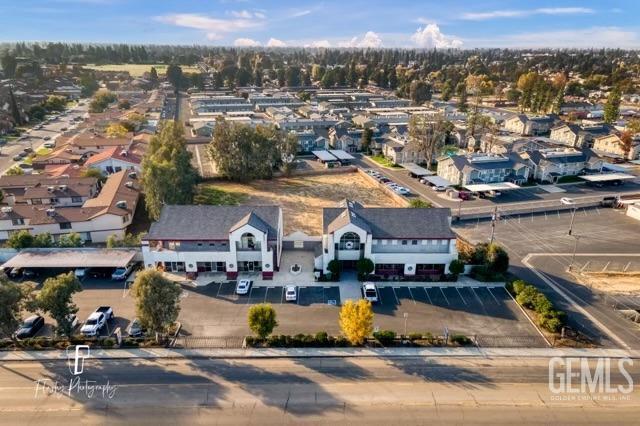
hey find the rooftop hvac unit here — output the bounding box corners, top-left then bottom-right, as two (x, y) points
(1, 206), (13, 213)
(46, 208), (56, 216)
(59, 185), (68, 191)
(47, 186), (55, 192)
(125, 181), (134, 188)
(128, 171), (137, 179)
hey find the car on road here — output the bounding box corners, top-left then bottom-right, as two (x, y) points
(235, 279), (252, 295)
(35, 125), (43, 130)
(285, 285), (297, 302)
(23, 147), (33, 153)
(15, 315), (45, 339)
(362, 282), (379, 303)
(393, 186), (410, 195)
(560, 197), (575, 205)
(111, 265), (134, 280)
(80, 307), (113, 336)
(18, 163), (33, 173)
(17, 151), (28, 158)
(458, 191), (472, 200)
(127, 318), (144, 337)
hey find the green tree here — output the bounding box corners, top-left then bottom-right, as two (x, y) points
(408, 199), (432, 208)
(339, 299), (373, 345)
(149, 67), (159, 87)
(106, 233), (143, 248)
(1, 54), (17, 78)
(604, 87), (622, 124)
(8, 87), (23, 125)
(142, 120), (198, 220)
(360, 127), (373, 154)
(448, 259), (465, 276)
(33, 233), (53, 248)
(455, 82), (468, 112)
(79, 73), (99, 97)
(6, 230), (34, 249)
(356, 258), (374, 280)
(247, 303), (278, 339)
(409, 80), (432, 105)
(37, 272), (82, 337)
(57, 232), (83, 248)
(82, 167), (106, 183)
(118, 99), (131, 110)
(486, 243), (509, 274)
(327, 259), (341, 280)
(0, 277), (34, 338)
(27, 105), (47, 121)
(130, 270), (181, 339)
(441, 81), (452, 101)
(166, 64), (183, 90)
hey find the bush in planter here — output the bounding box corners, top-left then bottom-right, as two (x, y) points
(448, 259), (465, 276)
(373, 330), (396, 346)
(315, 331), (329, 345)
(407, 332), (423, 341)
(327, 260), (341, 280)
(101, 337), (115, 347)
(516, 285), (538, 309)
(333, 336), (350, 347)
(356, 258), (374, 281)
(450, 334), (473, 346)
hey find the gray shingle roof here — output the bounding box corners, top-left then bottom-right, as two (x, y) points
(146, 205), (281, 240)
(323, 202), (455, 239)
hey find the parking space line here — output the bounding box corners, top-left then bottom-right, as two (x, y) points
(557, 210), (560, 218)
(296, 287), (304, 305)
(422, 287), (432, 304)
(602, 261), (610, 272)
(455, 287), (467, 305)
(247, 287), (254, 304)
(469, 287), (485, 306)
(438, 287), (450, 305)
(216, 283), (222, 297)
(580, 261), (591, 272)
(407, 288), (417, 304)
(595, 207), (600, 215)
(544, 211), (547, 220)
(486, 287), (501, 304)
(391, 287), (400, 305)
(265, 287), (272, 303)
(623, 262), (631, 272)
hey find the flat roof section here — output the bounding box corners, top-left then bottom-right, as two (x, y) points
(312, 150), (338, 162)
(423, 176), (453, 187)
(328, 149), (356, 160)
(464, 182), (521, 192)
(403, 163), (434, 177)
(579, 173), (636, 182)
(1, 248), (138, 269)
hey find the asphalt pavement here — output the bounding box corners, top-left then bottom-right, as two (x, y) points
(1, 357), (638, 424)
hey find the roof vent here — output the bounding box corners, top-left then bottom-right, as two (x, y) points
(59, 185), (68, 191)
(1, 206), (13, 213)
(47, 186), (55, 192)
(46, 208), (56, 216)
(115, 200), (127, 209)
(120, 150), (128, 157)
(128, 171), (137, 179)
(125, 181), (134, 188)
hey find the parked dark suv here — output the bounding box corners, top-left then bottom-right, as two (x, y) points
(15, 315), (45, 339)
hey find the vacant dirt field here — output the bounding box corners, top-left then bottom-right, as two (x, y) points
(209, 171), (403, 235)
(83, 64), (200, 77)
(575, 272), (640, 294)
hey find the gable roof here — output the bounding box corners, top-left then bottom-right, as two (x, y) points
(323, 200), (455, 239)
(145, 205), (281, 241)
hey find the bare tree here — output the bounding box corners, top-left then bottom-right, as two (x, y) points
(408, 115), (447, 167)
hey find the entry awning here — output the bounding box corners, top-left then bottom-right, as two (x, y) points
(579, 173), (636, 182)
(463, 182), (521, 192)
(1, 248), (138, 269)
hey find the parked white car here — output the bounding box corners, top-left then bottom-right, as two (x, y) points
(80, 306), (113, 336)
(235, 279), (252, 295)
(362, 282), (379, 303)
(111, 265), (134, 280)
(285, 285), (297, 302)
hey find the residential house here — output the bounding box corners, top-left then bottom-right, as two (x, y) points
(522, 148), (604, 183)
(380, 134), (424, 165)
(0, 175), (99, 207)
(0, 170), (140, 243)
(504, 114), (556, 136)
(437, 153), (530, 186)
(549, 123), (613, 148)
(84, 146), (142, 174)
(291, 130), (328, 153)
(141, 205), (283, 280)
(592, 134), (640, 160)
(319, 200), (457, 278)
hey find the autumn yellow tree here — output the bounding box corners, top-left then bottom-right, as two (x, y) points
(339, 299), (373, 345)
(106, 122), (128, 138)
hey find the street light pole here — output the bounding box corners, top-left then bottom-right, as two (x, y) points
(403, 312), (408, 337)
(568, 236), (580, 272)
(568, 206), (577, 236)
(489, 206), (498, 244)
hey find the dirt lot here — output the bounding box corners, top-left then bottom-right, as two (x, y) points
(208, 171), (403, 234)
(574, 272), (640, 294)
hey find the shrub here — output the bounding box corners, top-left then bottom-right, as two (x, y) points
(101, 338), (115, 347)
(516, 286), (538, 309)
(327, 260), (341, 280)
(539, 316), (563, 333)
(373, 329), (396, 345)
(315, 331), (329, 345)
(448, 259), (465, 276)
(486, 243), (509, 274)
(511, 279), (527, 295)
(408, 332), (423, 341)
(450, 334), (473, 346)
(533, 293), (553, 314)
(247, 304), (278, 339)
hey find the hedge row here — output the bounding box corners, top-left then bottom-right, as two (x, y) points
(0, 336), (158, 350)
(508, 280), (566, 333)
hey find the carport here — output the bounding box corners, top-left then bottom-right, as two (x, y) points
(312, 150), (338, 164)
(579, 173), (636, 185)
(403, 163), (434, 178)
(1, 248), (138, 270)
(328, 149), (355, 165)
(463, 182), (521, 193)
(423, 175), (453, 188)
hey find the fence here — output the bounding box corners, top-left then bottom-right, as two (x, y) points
(172, 336), (244, 349)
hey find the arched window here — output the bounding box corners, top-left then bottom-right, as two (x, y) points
(241, 232), (256, 249)
(339, 232), (360, 250)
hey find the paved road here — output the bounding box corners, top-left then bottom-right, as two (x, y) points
(454, 208), (640, 349)
(1, 357), (638, 424)
(355, 155), (640, 215)
(0, 102), (89, 175)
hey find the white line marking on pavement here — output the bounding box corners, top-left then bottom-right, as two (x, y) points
(455, 287), (467, 305)
(439, 287), (450, 305)
(486, 287), (501, 304)
(581, 261), (591, 272)
(391, 287), (400, 305)
(408, 288), (417, 304)
(423, 287), (433, 304)
(602, 261), (611, 272)
(624, 262), (631, 272)
(522, 254), (631, 350)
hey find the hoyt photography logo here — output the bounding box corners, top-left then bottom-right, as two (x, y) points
(34, 345), (117, 399)
(549, 357), (634, 401)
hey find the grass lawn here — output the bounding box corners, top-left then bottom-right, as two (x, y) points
(83, 64), (200, 77)
(194, 184), (248, 206)
(368, 154), (402, 168)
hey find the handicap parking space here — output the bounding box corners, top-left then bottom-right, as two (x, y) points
(297, 286), (325, 306)
(216, 282), (239, 302)
(323, 286), (341, 306)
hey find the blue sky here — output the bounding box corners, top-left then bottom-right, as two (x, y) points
(1, 0), (639, 48)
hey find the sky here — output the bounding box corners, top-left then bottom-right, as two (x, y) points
(1, 0), (639, 49)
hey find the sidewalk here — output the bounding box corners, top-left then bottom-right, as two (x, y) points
(1, 346), (638, 362)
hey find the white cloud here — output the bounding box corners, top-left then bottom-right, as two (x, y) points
(462, 7), (594, 21)
(156, 13), (264, 41)
(482, 27), (640, 49)
(338, 31), (383, 48)
(229, 10), (266, 19)
(410, 24), (462, 48)
(266, 38), (287, 47)
(305, 40), (331, 48)
(234, 37), (261, 47)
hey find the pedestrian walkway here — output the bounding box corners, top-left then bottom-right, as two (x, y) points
(0, 346), (637, 362)
(338, 270), (362, 302)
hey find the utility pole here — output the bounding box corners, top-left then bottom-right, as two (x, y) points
(568, 206), (577, 236)
(489, 206), (498, 244)
(568, 236), (580, 272)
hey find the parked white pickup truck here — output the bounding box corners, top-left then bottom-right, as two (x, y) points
(80, 306), (113, 336)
